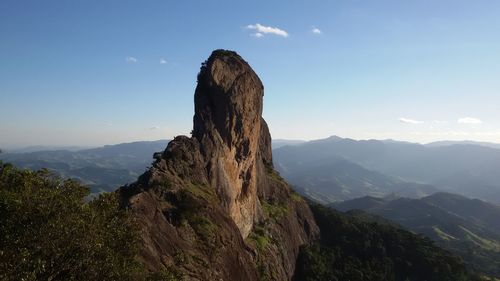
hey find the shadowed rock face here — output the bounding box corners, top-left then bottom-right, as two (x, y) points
(120, 50), (318, 280)
(193, 51), (265, 237)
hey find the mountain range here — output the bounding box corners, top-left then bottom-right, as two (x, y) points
(332, 192), (500, 277)
(4, 136), (500, 204)
(273, 136), (500, 204)
(0, 140), (169, 193)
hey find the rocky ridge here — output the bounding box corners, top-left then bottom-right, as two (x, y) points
(120, 50), (318, 280)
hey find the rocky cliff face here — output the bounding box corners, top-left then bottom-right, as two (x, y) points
(120, 50), (318, 280)
(193, 52), (265, 238)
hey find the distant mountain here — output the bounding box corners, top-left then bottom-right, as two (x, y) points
(275, 154), (439, 203)
(427, 140), (500, 150)
(272, 139), (306, 149)
(0, 140), (169, 193)
(273, 136), (500, 204)
(5, 145), (93, 153)
(332, 192), (500, 277)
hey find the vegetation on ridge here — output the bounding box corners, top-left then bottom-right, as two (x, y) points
(294, 203), (475, 281)
(0, 162), (177, 281)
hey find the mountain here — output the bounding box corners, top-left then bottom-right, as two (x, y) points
(274, 147), (439, 203)
(117, 50), (471, 280)
(295, 203), (470, 281)
(333, 193), (500, 277)
(272, 139), (306, 149)
(5, 145), (92, 153)
(119, 50), (319, 280)
(273, 136), (500, 203)
(0, 140), (169, 193)
(427, 140), (500, 150)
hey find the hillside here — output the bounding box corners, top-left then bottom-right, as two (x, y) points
(333, 193), (500, 277)
(294, 203), (470, 281)
(274, 148), (439, 203)
(0, 140), (169, 193)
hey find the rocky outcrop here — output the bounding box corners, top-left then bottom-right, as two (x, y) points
(193, 51), (265, 237)
(120, 50), (318, 280)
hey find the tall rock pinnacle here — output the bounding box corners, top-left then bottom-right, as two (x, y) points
(192, 50), (265, 237)
(120, 49), (317, 280)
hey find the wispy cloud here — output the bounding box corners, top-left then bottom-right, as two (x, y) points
(432, 120), (448, 124)
(312, 27), (322, 34)
(457, 117), (482, 125)
(159, 58), (167, 64)
(399, 118), (423, 124)
(246, 23), (288, 37)
(150, 126), (160, 130)
(125, 56), (138, 63)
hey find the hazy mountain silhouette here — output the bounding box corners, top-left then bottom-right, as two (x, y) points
(272, 139), (306, 149)
(274, 136), (500, 203)
(0, 140), (169, 193)
(274, 153), (439, 203)
(427, 140), (500, 150)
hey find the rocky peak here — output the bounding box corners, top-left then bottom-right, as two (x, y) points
(193, 50), (263, 146)
(192, 50), (265, 237)
(120, 50), (317, 280)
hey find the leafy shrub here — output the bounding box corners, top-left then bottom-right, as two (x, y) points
(0, 162), (146, 281)
(262, 201), (288, 222)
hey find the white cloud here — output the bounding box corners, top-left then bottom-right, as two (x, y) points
(312, 27), (322, 34)
(159, 58), (167, 64)
(399, 118), (423, 124)
(125, 56), (138, 63)
(246, 23), (288, 37)
(150, 126), (160, 130)
(457, 117), (482, 125)
(432, 120), (448, 124)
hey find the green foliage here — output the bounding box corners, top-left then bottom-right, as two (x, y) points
(254, 235), (269, 250)
(290, 190), (303, 202)
(185, 182), (216, 203)
(0, 141), (169, 194)
(172, 184), (218, 245)
(295, 203), (472, 281)
(334, 193), (500, 278)
(245, 223), (274, 280)
(190, 215), (217, 242)
(262, 201), (288, 222)
(248, 224), (269, 251)
(265, 163), (285, 184)
(145, 267), (183, 281)
(0, 162), (148, 281)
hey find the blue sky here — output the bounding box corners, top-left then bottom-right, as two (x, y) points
(1, 0), (500, 148)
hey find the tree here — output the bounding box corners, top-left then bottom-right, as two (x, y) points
(0, 162), (149, 281)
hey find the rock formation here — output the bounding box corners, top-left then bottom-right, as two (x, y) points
(193, 51), (265, 237)
(120, 50), (318, 280)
